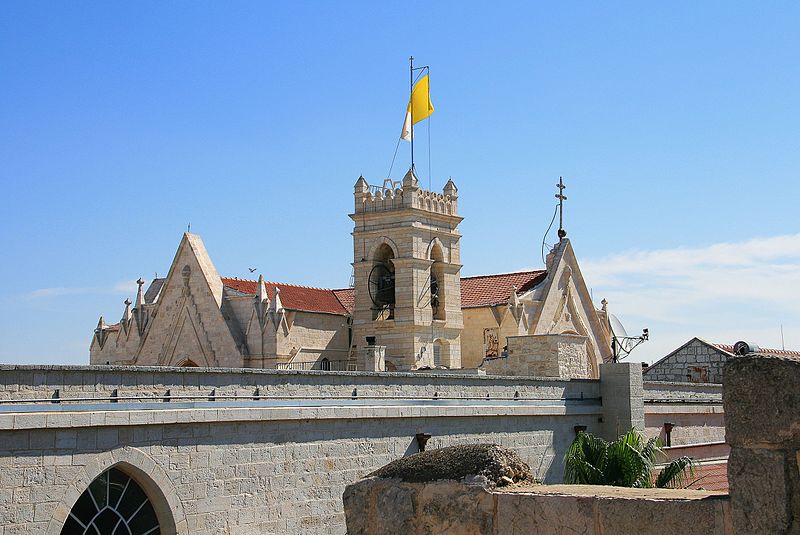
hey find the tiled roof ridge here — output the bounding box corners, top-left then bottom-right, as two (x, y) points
(221, 276), (340, 292)
(713, 342), (800, 357)
(460, 269), (545, 281)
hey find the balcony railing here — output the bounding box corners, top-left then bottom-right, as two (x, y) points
(276, 360), (357, 372)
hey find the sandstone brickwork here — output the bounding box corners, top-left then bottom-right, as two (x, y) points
(644, 338), (732, 383)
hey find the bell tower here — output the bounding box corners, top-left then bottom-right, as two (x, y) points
(351, 169), (463, 370)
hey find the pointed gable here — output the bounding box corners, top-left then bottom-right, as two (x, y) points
(135, 233), (243, 366)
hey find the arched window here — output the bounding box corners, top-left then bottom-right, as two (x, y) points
(430, 243), (445, 321)
(320, 357), (331, 371)
(61, 467), (161, 535)
(368, 243), (395, 320)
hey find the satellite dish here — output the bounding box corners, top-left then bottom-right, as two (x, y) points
(608, 313), (648, 361)
(608, 314), (628, 338)
(368, 263), (395, 308)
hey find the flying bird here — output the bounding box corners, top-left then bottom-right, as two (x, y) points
(248, 267), (257, 273)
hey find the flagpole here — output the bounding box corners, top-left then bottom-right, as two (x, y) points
(409, 55), (414, 172)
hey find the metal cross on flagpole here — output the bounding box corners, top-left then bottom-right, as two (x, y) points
(556, 177), (567, 240)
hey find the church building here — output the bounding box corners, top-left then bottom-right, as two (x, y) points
(91, 170), (613, 378)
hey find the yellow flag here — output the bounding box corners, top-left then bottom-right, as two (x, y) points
(401, 74), (434, 141)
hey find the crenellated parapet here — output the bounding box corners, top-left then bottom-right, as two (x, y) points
(354, 169), (458, 216)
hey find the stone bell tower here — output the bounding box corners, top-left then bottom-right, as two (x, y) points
(350, 169), (463, 371)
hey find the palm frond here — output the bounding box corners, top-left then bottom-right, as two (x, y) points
(655, 456), (696, 489)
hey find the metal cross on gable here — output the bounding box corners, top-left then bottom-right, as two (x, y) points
(556, 177), (567, 240)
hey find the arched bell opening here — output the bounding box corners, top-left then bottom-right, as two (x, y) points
(369, 243), (396, 321)
(429, 243), (445, 321)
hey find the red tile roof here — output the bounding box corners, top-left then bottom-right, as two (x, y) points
(686, 461), (729, 492)
(221, 278), (351, 315)
(460, 270), (547, 308)
(220, 270), (548, 315)
(332, 288), (355, 313)
(652, 459), (729, 493)
(713, 343), (800, 359)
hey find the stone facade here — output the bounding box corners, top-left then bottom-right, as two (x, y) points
(644, 336), (800, 384)
(644, 338), (732, 383)
(481, 334), (589, 378)
(350, 170), (464, 371)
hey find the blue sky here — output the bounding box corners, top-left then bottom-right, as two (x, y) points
(1, 2), (798, 364)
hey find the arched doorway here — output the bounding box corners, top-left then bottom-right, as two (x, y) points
(60, 466), (161, 534)
(179, 359), (199, 367)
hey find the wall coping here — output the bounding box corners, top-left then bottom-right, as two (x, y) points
(494, 484), (728, 500)
(0, 400), (604, 430)
(0, 363), (599, 384)
(643, 381), (723, 389)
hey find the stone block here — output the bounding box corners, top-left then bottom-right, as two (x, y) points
(496, 492), (596, 534)
(724, 355), (800, 447)
(728, 447), (791, 534)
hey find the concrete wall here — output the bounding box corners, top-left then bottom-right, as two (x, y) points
(0, 365), (604, 534)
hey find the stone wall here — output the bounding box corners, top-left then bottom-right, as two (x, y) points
(343, 354), (800, 535)
(0, 364), (600, 402)
(480, 334), (590, 379)
(343, 479), (732, 535)
(0, 365), (604, 534)
(643, 381), (725, 446)
(644, 338), (729, 383)
(724, 355), (800, 534)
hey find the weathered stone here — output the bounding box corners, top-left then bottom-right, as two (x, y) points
(343, 477), (494, 535)
(344, 480), (731, 535)
(724, 355), (800, 447)
(495, 491), (596, 534)
(367, 444), (534, 487)
(728, 447), (791, 533)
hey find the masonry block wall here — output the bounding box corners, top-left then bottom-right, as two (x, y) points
(644, 338), (729, 383)
(0, 365), (602, 534)
(724, 355), (800, 534)
(481, 334), (590, 378)
(599, 362), (645, 440)
(643, 382), (725, 446)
